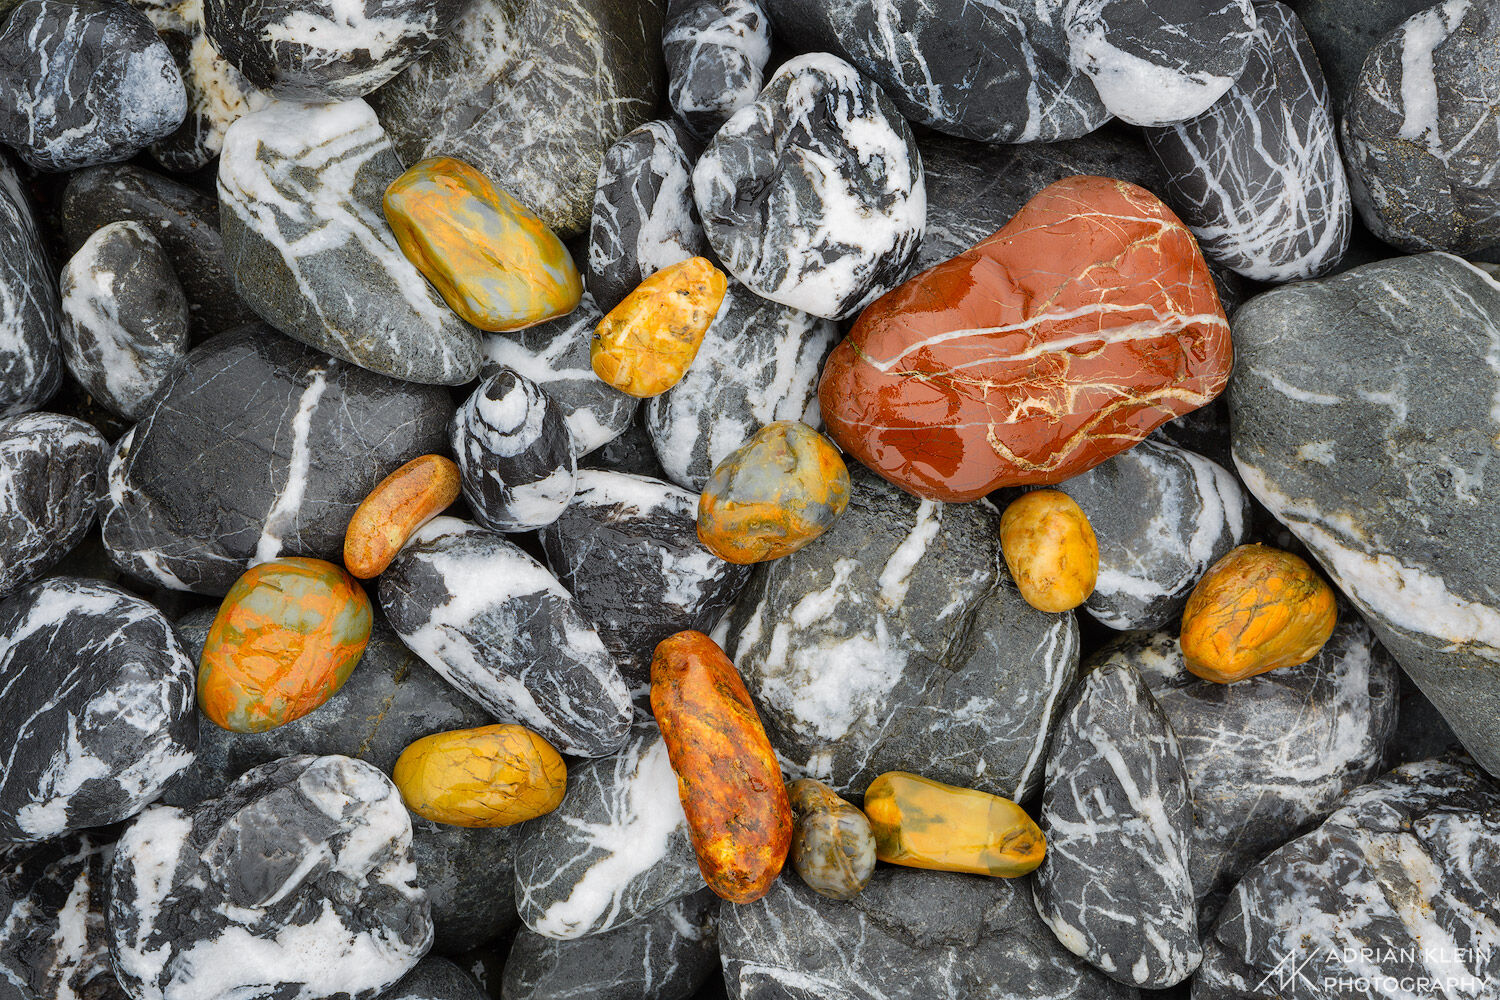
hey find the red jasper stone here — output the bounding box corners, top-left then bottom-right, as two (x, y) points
(818, 175), (1232, 503)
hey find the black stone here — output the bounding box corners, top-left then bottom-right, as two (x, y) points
(0, 413), (107, 598)
(383, 958), (487, 1000)
(0, 158), (62, 417)
(663, 0), (771, 140)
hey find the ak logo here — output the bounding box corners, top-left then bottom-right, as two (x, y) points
(1253, 948), (1324, 992)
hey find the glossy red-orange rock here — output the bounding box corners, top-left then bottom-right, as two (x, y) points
(818, 176), (1231, 502)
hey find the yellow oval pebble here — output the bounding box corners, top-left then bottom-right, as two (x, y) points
(591, 257), (727, 397)
(393, 724), (567, 827)
(999, 489), (1099, 613)
(863, 771), (1045, 877)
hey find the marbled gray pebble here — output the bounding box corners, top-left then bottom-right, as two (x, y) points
(663, 0), (770, 140)
(645, 281), (835, 491)
(1034, 663), (1199, 989)
(1341, 0), (1500, 254)
(452, 368), (577, 532)
(379, 517), (632, 757)
(384, 958), (487, 1000)
(587, 120), (710, 314)
(0, 413), (108, 598)
(538, 469), (750, 692)
(100, 325), (451, 595)
(217, 99), (481, 385)
(204, 0), (462, 101)
(693, 53), (925, 320)
(719, 867), (1134, 1000)
(511, 725), (701, 940)
(481, 295), (638, 459)
(59, 221), (188, 420)
(108, 755), (432, 1000)
(0, 159), (62, 418)
(0, 577), (196, 844)
(1229, 252), (1500, 778)
(1057, 438), (1249, 632)
(0, 0), (186, 171)
(725, 466), (1079, 801)
(502, 889), (719, 1000)
(1145, 2), (1351, 282)
(1194, 756), (1500, 999)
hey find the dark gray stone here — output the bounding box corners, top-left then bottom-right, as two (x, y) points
(724, 467), (1079, 802)
(408, 817), (519, 956)
(663, 0), (770, 140)
(1281, 0), (1432, 115)
(1229, 253), (1500, 777)
(1034, 663), (1199, 989)
(0, 158), (62, 418)
(382, 958), (486, 1000)
(0, 413), (107, 598)
(581, 413), (669, 480)
(452, 369), (576, 533)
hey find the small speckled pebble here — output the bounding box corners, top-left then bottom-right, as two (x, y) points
(788, 778), (875, 900)
(591, 256), (727, 398)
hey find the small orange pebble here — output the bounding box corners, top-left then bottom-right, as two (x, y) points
(591, 257), (727, 397)
(393, 724), (567, 827)
(863, 771), (1045, 878)
(1179, 543), (1338, 683)
(344, 455), (461, 578)
(999, 490), (1099, 612)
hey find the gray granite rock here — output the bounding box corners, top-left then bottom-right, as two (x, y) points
(0, 158), (62, 418)
(218, 99), (481, 385)
(0, 0), (186, 171)
(374, 0), (665, 238)
(644, 282), (835, 491)
(100, 325), (451, 595)
(59, 221), (189, 420)
(1145, 2), (1351, 282)
(1057, 439), (1249, 632)
(108, 755), (432, 1000)
(1229, 252), (1500, 777)
(1341, 0), (1500, 255)
(719, 866), (1136, 1000)
(1096, 618), (1399, 922)
(452, 369), (577, 533)
(694, 53), (925, 320)
(383, 958), (486, 1000)
(725, 467), (1079, 801)
(0, 413), (107, 598)
(663, 0), (770, 140)
(502, 889), (718, 1000)
(408, 817), (519, 955)
(511, 725), (702, 940)
(1194, 756), (1500, 999)
(1034, 663), (1199, 989)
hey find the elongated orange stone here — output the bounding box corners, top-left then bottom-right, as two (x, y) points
(592, 257), (727, 397)
(344, 454), (460, 578)
(863, 771), (1045, 877)
(393, 724), (567, 827)
(384, 156), (582, 331)
(198, 558), (373, 733)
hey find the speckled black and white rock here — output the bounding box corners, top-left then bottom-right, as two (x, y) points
(374, 0), (665, 238)
(1144, 2), (1350, 281)
(1340, 0), (1500, 254)
(1096, 618), (1399, 921)
(217, 99), (481, 385)
(452, 369), (577, 533)
(61, 163), (249, 339)
(502, 888), (718, 1000)
(1229, 253), (1500, 778)
(100, 325), (451, 594)
(693, 53), (925, 320)
(203, 0), (463, 101)
(644, 283), (835, 492)
(108, 755), (432, 1000)
(0, 412), (106, 599)
(720, 866), (1135, 1000)
(724, 467), (1079, 801)
(663, 0), (770, 140)
(1056, 439), (1249, 632)
(0, 0), (186, 172)
(0, 159), (62, 418)
(1195, 756), (1500, 999)
(511, 725), (701, 940)
(761, 0), (1109, 144)
(0, 578), (195, 844)
(379, 517), (632, 757)
(538, 470), (750, 692)
(1034, 663), (1198, 989)
(480, 296), (638, 459)
(58, 222), (188, 421)
(587, 121), (710, 314)
(1062, 0), (1257, 126)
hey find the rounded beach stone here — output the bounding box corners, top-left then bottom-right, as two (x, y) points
(0, 412), (108, 598)
(591, 256), (727, 398)
(863, 771), (1044, 877)
(999, 490), (1099, 614)
(0, 160), (63, 418)
(344, 455), (461, 579)
(787, 778), (875, 900)
(451, 368), (577, 532)
(693, 52), (926, 321)
(393, 724), (568, 828)
(0, 578), (196, 844)
(663, 0), (769, 140)
(383, 958), (486, 1000)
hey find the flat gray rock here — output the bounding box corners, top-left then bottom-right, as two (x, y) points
(0, 159), (62, 418)
(0, 413), (107, 598)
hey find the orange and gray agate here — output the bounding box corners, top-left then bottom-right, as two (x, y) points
(197, 557), (373, 733)
(384, 156), (582, 331)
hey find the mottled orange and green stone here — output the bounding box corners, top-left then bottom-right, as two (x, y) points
(198, 557), (373, 733)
